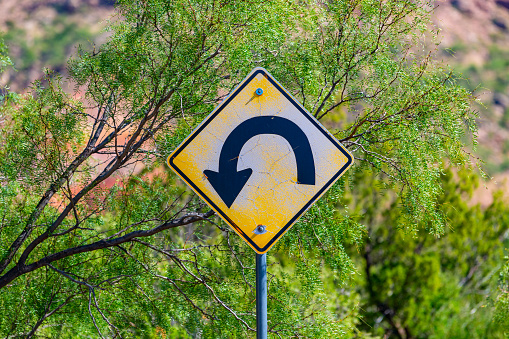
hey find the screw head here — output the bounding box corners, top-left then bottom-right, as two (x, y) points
(253, 225), (267, 234)
(255, 88), (263, 96)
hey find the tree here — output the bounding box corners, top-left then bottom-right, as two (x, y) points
(0, 0), (479, 337)
(494, 258), (509, 337)
(345, 167), (509, 338)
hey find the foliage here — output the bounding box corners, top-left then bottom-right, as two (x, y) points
(495, 257), (509, 337)
(0, 0), (485, 337)
(0, 35), (12, 74)
(0, 36), (12, 108)
(346, 168), (509, 338)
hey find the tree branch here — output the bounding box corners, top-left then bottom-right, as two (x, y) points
(0, 211), (215, 289)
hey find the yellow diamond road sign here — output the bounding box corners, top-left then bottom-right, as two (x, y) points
(167, 67), (353, 254)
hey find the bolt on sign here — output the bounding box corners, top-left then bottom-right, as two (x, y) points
(167, 67), (353, 254)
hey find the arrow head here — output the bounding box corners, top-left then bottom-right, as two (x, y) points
(204, 168), (253, 208)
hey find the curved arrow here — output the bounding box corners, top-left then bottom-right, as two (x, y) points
(204, 116), (315, 208)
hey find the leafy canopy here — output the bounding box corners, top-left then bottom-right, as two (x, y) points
(0, 0), (481, 338)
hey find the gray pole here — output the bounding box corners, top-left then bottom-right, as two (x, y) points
(256, 253), (267, 339)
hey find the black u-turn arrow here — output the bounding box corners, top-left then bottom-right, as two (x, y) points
(204, 116), (315, 207)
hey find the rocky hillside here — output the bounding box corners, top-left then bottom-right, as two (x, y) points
(434, 0), (509, 174)
(430, 0), (509, 203)
(0, 0), (115, 90)
(1, 0), (509, 201)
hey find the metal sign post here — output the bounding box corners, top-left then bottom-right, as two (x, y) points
(256, 253), (267, 339)
(166, 67), (354, 335)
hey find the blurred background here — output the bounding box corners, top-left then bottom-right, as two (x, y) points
(1, 0), (509, 201)
(1, 1), (509, 337)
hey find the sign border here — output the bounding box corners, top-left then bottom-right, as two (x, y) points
(167, 67), (353, 254)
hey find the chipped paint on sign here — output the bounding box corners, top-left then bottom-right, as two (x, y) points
(168, 67), (353, 254)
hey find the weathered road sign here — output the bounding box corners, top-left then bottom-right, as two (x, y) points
(167, 67), (353, 254)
